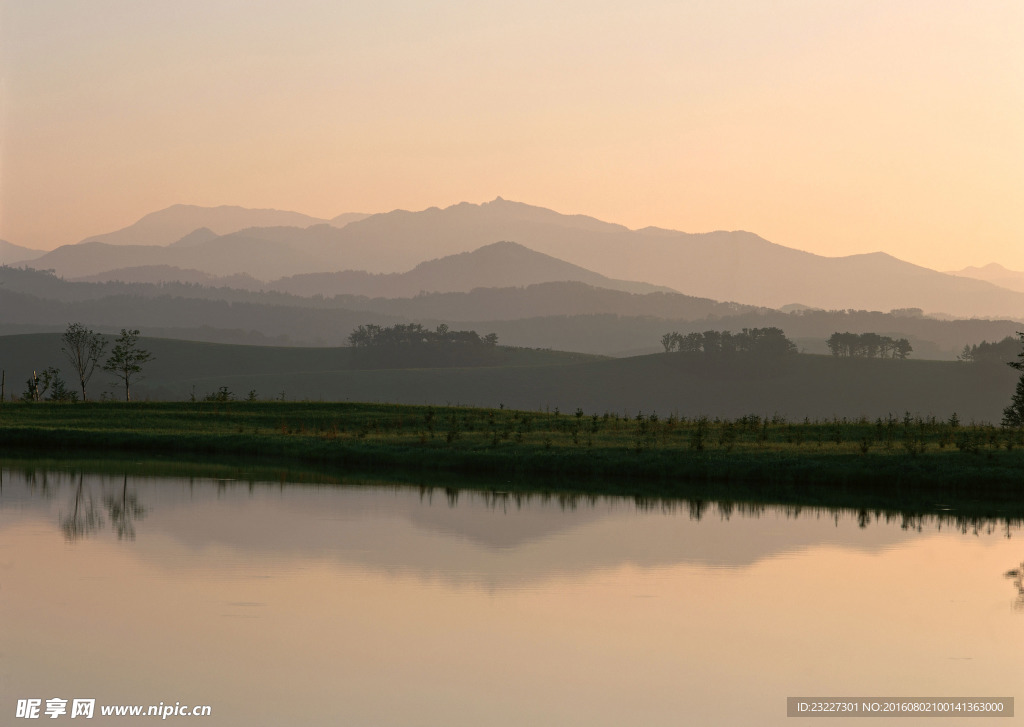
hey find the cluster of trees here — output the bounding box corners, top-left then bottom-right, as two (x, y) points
(660, 327), (798, 357)
(1002, 333), (1024, 427)
(347, 323), (500, 368)
(825, 332), (912, 359)
(348, 323), (498, 349)
(7, 324), (154, 403)
(959, 336), (1022, 364)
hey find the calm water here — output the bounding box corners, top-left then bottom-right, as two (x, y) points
(1, 466), (1021, 725)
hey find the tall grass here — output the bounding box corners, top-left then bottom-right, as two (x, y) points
(2, 401), (1023, 511)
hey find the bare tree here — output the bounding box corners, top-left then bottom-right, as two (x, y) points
(61, 323), (107, 402)
(103, 329), (154, 402)
(104, 473), (145, 541)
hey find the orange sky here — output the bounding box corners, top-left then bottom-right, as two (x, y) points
(2, 1), (1021, 271)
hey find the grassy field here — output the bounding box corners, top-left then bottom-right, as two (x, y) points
(3, 400), (1024, 518)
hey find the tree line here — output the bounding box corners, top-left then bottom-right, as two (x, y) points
(5, 324), (153, 403)
(660, 327), (798, 357)
(825, 332), (912, 359)
(348, 323), (498, 349)
(958, 336), (1021, 365)
(347, 323), (500, 368)
(1002, 333), (1024, 427)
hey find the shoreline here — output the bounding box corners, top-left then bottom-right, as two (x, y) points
(3, 400), (1023, 519)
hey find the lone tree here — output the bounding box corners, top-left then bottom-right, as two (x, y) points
(61, 322), (107, 401)
(103, 329), (153, 402)
(1002, 332), (1024, 428)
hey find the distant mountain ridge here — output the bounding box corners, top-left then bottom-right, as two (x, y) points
(13, 198), (1024, 318)
(68, 241), (674, 297)
(265, 241), (676, 297)
(4, 265), (1020, 359)
(79, 204), (335, 247)
(948, 263), (1024, 294)
(0, 240), (46, 265)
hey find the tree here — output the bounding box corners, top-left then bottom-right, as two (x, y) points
(61, 323), (107, 401)
(103, 329), (153, 402)
(893, 338), (913, 360)
(23, 367), (58, 402)
(1001, 332), (1024, 428)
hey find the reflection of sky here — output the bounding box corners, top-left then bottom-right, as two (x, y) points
(0, 470), (972, 587)
(2, 469), (1022, 727)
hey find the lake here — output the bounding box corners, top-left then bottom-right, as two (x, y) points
(1, 464), (1020, 725)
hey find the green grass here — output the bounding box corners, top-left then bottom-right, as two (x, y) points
(3, 400), (1024, 518)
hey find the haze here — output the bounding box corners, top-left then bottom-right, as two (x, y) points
(2, 1), (1022, 270)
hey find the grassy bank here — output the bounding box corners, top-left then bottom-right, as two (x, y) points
(2, 400), (1024, 516)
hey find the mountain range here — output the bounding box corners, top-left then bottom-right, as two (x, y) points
(8, 198), (1024, 319)
(2, 264), (1020, 358)
(78, 204), (369, 246)
(74, 241), (674, 297)
(0, 240), (46, 265)
(947, 263), (1024, 294)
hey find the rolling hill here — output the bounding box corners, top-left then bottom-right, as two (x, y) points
(77, 204), (337, 246)
(2, 266), (1020, 357)
(1, 333), (1015, 422)
(948, 263), (1024, 294)
(264, 242), (676, 297)
(68, 241), (675, 296)
(0, 240), (46, 265)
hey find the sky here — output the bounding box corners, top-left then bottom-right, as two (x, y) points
(1, 0), (1022, 271)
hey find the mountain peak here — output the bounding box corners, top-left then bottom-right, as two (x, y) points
(79, 205), (330, 247)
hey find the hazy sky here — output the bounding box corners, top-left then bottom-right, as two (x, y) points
(2, 1), (1021, 270)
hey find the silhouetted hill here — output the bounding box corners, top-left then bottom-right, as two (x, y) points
(311, 199), (1024, 317)
(32, 232), (326, 279)
(199, 199), (1024, 317)
(329, 212), (373, 227)
(0, 240), (45, 265)
(79, 204), (330, 246)
(3, 267), (1021, 357)
(28, 199), (1024, 317)
(0, 267), (755, 347)
(326, 283), (755, 323)
(463, 309), (1024, 359)
(168, 227), (220, 247)
(268, 242), (675, 296)
(72, 265), (265, 289)
(948, 263), (1024, 294)
(61, 241), (676, 296)
(1, 333), (1014, 422)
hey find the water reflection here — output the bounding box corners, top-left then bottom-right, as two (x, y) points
(3, 463), (1023, 727)
(1007, 562), (1024, 612)
(103, 474), (146, 541)
(59, 473), (104, 541)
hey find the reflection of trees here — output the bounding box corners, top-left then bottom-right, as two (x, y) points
(1006, 562), (1024, 613)
(57, 472), (145, 542)
(60, 473), (104, 541)
(103, 473), (146, 541)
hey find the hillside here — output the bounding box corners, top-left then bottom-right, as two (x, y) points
(2, 267), (1021, 357)
(77, 204), (332, 246)
(1, 334), (1016, 422)
(0, 240), (46, 265)
(29, 233), (327, 280)
(266, 241), (676, 297)
(948, 263), (1024, 294)
(20, 199), (1024, 318)
(251, 198), (1024, 318)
